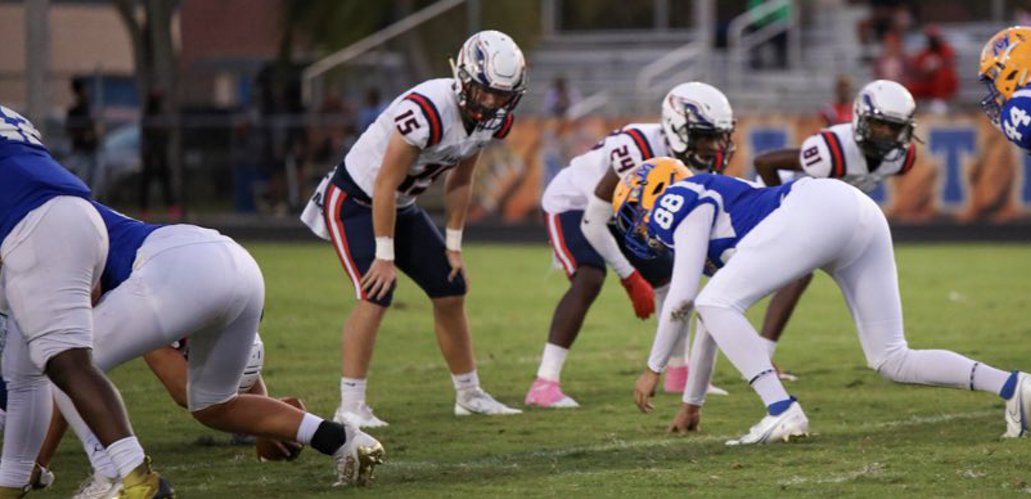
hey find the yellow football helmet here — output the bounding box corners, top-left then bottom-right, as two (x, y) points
(612, 157), (693, 259)
(978, 26), (1031, 124)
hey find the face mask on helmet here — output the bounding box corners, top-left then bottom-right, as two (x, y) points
(455, 72), (523, 127)
(679, 125), (735, 173)
(662, 85), (735, 173)
(979, 74), (1005, 125)
(612, 158), (692, 259)
(855, 113), (913, 161)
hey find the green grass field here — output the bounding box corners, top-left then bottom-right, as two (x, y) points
(36, 242), (1031, 497)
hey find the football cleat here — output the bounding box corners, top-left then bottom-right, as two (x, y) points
(663, 366), (730, 396)
(663, 365), (689, 393)
(333, 402), (389, 429)
(455, 388), (522, 416)
(1003, 372), (1031, 438)
(725, 401), (809, 446)
(333, 424), (385, 487)
(116, 457), (172, 499)
(525, 377), (579, 408)
(72, 471), (120, 499)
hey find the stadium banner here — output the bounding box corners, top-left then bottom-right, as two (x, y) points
(470, 113), (1031, 225)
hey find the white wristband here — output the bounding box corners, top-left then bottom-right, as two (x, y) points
(375, 236), (395, 261)
(445, 228), (463, 252)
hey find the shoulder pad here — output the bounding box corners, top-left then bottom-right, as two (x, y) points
(395, 92), (444, 148)
(1001, 91), (1031, 151)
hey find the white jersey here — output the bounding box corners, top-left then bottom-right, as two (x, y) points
(798, 123), (916, 193)
(542, 123), (668, 213)
(343, 78), (514, 206)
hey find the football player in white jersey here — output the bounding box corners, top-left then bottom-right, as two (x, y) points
(527, 83), (734, 408)
(619, 158), (1031, 444)
(751, 80), (918, 376)
(301, 30), (526, 427)
(978, 26), (1031, 152)
(0, 106), (163, 497)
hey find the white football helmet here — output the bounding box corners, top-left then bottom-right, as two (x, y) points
(237, 333), (265, 393)
(661, 82), (735, 173)
(451, 30), (528, 129)
(852, 79), (916, 161)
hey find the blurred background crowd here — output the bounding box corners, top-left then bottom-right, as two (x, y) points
(1, 0), (1026, 224)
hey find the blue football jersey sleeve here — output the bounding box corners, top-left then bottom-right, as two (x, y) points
(1000, 91), (1031, 152)
(648, 184), (717, 248)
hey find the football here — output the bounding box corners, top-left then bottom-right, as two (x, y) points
(255, 396), (306, 462)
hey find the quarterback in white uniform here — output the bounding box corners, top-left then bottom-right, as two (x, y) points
(751, 80), (918, 373)
(619, 158), (1031, 444)
(527, 83), (735, 408)
(301, 30), (525, 427)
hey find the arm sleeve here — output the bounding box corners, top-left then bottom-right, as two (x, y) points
(1000, 93), (1031, 152)
(683, 317), (718, 406)
(581, 194), (635, 279)
(797, 133), (834, 179)
(393, 97), (432, 149)
(647, 204), (714, 373)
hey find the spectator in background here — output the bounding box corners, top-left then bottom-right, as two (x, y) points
(65, 78), (100, 191)
(1017, 0), (1031, 26)
(747, 0), (791, 69)
(357, 88), (385, 133)
(140, 90), (181, 219)
(819, 74), (854, 126)
(907, 25), (957, 114)
(873, 31), (908, 82)
(542, 76), (581, 118)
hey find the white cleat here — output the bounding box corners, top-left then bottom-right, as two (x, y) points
(455, 388), (522, 416)
(72, 471), (121, 499)
(333, 423), (385, 487)
(334, 402), (389, 428)
(725, 401), (809, 446)
(706, 384), (730, 396)
(1003, 372), (1031, 438)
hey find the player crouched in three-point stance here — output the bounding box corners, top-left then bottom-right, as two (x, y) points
(751, 79), (919, 375)
(619, 157), (1031, 443)
(528, 83), (733, 408)
(13, 203), (384, 495)
(301, 30), (525, 427)
(0, 105), (165, 498)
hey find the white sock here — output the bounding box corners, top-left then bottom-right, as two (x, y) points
(759, 337), (778, 358)
(752, 370), (791, 407)
(971, 362), (1012, 394)
(340, 377), (367, 407)
(536, 343), (569, 381)
(106, 436), (146, 479)
(295, 413), (323, 445)
(452, 370), (480, 392)
(85, 433), (120, 480)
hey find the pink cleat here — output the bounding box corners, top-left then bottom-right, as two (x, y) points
(525, 377), (579, 408)
(664, 365), (689, 393)
(664, 365), (730, 396)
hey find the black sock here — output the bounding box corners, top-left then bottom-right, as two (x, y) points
(311, 421), (348, 455)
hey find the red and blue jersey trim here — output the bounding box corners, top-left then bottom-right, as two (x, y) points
(820, 131), (846, 178)
(403, 92), (443, 147)
(623, 127), (655, 160)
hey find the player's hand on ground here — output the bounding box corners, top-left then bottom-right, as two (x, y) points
(446, 250), (466, 283)
(620, 271), (655, 319)
(362, 259), (397, 300)
(634, 368), (660, 413)
(668, 403), (702, 433)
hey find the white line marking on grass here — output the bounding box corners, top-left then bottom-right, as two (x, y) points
(387, 409), (999, 472)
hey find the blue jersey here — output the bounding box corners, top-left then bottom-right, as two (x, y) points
(92, 202), (163, 294)
(1000, 88), (1031, 151)
(648, 174), (793, 271)
(0, 105), (91, 245)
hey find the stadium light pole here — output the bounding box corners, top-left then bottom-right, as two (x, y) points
(25, 0), (50, 126)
